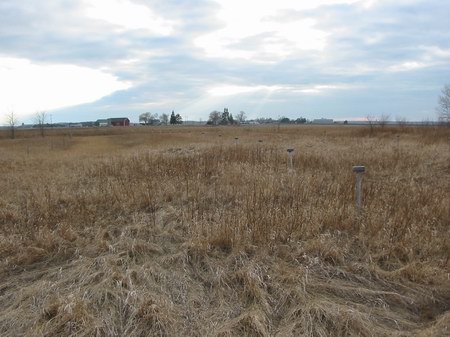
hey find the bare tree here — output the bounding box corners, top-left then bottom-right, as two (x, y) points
(160, 113), (169, 125)
(379, 114), (390, 128)
(208, 111), (221, 125)
(6, 110), (18, 139)
(437, 84), (450, 126)
(395, 115), (408, 129)
(35, 111), (47, 137)
(139, 112), (150, 125)
(366, 114), (376, 135)
(139, 112), (158, 125)
(236, 111), (247, 124)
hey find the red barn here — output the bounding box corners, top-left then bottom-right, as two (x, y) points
(108, 117), (130, 126)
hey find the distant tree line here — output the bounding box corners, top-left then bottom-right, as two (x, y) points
(139, 111), (181, 125)
(207, 108), (236, 125)
(206, 109), (308, 125)
(257, 116), (307, 124)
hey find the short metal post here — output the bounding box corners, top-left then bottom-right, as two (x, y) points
(396, 135), (400, 154)
(287, 148), (294, 173)
(352, 166), (365, 214)
(235, 137), (239, 145)
(256, 140), (263, 161)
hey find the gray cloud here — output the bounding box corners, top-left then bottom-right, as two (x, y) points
(1, 0), (449, 122)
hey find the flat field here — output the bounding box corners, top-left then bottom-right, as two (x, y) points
(0, 125), (449, 336)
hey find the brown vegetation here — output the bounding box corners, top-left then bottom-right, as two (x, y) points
(0, 125), (449, 336)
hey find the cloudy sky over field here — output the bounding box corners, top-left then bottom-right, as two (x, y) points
(1, 0), (450, 123)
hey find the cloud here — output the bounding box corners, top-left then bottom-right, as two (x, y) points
(0, 57), (130, 118)
(0, 0), (449, 123)
(194, 0), (363, 62)
(207, 83), (355, 96)
(208, 85), (282, 96)
(83, 0), (176, 34)
(387, 61), (430, 72)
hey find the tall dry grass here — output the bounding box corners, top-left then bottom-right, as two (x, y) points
(0, 125), (449, 336)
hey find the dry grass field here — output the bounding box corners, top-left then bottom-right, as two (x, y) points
(0, 124), (449, 337)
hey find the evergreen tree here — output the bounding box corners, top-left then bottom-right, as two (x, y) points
(220, 108), (230, 125)
(170, 110), (177, 125)
(175, 113), (183, 124)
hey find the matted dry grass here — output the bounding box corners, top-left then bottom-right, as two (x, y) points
(0, 125), (449, 336)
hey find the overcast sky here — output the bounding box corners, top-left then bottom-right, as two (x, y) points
(1, 0), (450, 123)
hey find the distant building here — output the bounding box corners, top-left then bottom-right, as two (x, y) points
(96, 119), (109, 127)
(312, 118), (333, 124)
(109, 117), (130, 126)
(95, 118), (130, 127)
(81, 121), (96, 127)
